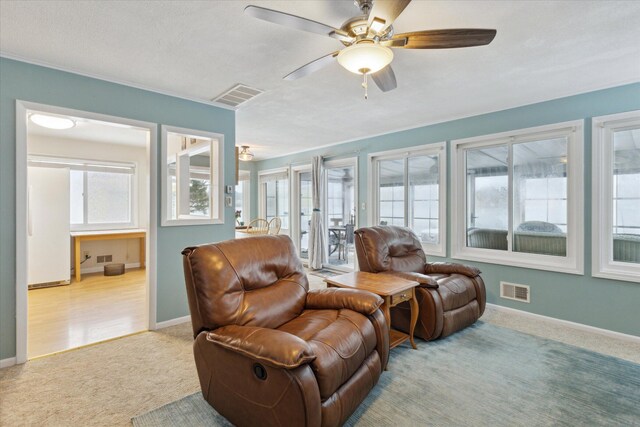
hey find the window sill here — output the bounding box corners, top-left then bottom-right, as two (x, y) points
(422, 243), (445, 258)
(161, 217), (224, 227)
(592, 265), (640, 283)
(452, 247), (583, 275)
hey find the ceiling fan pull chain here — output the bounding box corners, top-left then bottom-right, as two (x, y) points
(362, 73), (368, 100)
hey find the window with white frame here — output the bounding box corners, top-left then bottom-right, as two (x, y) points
(452, 121), (583, 274)
(592, 111), (640, 282)
(370, 143), (446, 256)
(259, 169), (289, 229)
(29, 157), (136, 230)
(161, 126), (223, 226)
(235, 170), (250, 226)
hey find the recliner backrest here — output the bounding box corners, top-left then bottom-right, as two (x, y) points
(182, 235), (309, 337)
(354, 226), (426, 273)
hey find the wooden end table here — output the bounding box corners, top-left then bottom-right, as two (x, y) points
(324, 271), (419, 350)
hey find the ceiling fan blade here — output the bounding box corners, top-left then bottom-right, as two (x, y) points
(371, 65), (397, 92)
(284, 51), (340, 81)
(367, 0), (412, 34)
(390, 29), (497, 49)
(245, 5), (353, 43)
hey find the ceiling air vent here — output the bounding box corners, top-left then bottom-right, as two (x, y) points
(500, 282), (530, 303)
(212, 84), (264, 108)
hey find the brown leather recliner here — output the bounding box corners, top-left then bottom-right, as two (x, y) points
(354, 226), (486, 341)
(182, 235), (389, 427)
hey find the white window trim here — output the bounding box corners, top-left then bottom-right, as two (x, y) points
(258, 167), (290, 233)
(592, 110), (640, 283)
(451, 120), (584, 275)
(160, 125), (224, 226)
(368, 142), (447, 257)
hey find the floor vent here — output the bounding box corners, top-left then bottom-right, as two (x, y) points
(500, 282), (530, 303)
(212, 84), (264, 108)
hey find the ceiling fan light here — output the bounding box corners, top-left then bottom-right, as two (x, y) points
(238, 145), (254, 161)
(337, 43), (393, 75)
(29, 113), (75, 130)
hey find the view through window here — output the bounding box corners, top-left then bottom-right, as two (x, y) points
(465, 137), (568, 257)
(374, 148), (443, 250)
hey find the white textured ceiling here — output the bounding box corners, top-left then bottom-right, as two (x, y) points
(2, 1), (640, 160)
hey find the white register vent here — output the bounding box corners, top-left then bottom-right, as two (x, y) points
(212, 84), (264, 108)
(500, 281), (530, 303)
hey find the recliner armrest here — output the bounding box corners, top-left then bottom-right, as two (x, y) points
(206, 325), (316, 369)
(424, 262), (481, 278)
(379, 271), (439, 289)
(306, 288), (383, 315)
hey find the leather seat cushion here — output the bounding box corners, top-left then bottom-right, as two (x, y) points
(430, 273), (478, 311)
(278, 309), (376, 400)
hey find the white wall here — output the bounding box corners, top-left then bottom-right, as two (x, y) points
(28, 135), (148, 273)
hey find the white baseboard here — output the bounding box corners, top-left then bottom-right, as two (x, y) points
(155, 315), (191, 329)
(80, 262), (141, 274)
(0, 357), (17, 369)
(486, 303), (640, 344)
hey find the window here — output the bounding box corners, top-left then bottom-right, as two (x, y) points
(592, 111), (640, 282)
(161, 126), (224, 226)
(370, 143), (446, 256)
(259, 169), (289, 230)
(452, 121), (583, 274)
(29, 157), (136, 231)
(70, 167), (135, 229)
(235, 170), (250, 225)
(294, 168), (313, 260)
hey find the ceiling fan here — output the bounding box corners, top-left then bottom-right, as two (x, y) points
(245, 0), (497, 98)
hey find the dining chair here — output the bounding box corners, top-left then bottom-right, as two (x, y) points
(247, 218), (269, 235)
(268, 217), (282, 235)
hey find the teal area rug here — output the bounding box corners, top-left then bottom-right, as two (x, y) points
(132, 322), (640, 426)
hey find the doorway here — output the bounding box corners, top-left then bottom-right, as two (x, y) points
(324, 159), (357, 271)
(16, 102), (157, 362)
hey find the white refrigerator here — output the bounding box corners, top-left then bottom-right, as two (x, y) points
(28, 166), (71, 286)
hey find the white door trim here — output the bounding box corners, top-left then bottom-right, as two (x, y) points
(15, 100), (158, 363)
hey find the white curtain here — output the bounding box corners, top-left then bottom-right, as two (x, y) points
(309, 156), (326, 269)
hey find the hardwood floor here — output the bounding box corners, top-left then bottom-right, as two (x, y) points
(27, 268), (147, 359)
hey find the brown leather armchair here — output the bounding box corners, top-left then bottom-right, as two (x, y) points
(182, 235), (389, 427)
(354, 226), (486, 341)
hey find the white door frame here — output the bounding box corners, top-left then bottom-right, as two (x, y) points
(15, 100), (158, 364)
(291, 164), (312, 263)
(323, 157), (359, 272)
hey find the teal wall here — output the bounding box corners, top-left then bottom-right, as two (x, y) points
(0, 58), (236, 360)
(256, 83), (640, 337)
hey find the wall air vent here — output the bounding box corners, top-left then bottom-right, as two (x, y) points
(212, 84), (264, 108)
(500, 282), (530, 303)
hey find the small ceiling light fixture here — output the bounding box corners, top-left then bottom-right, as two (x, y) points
(29, 113), (76, 130)
(237, 145), (254, 161)
(336, 40), (393, 99)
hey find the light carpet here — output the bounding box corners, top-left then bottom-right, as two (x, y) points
(132, 322), (640, 426)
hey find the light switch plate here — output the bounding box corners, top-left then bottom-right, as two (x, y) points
(225, 185), (233, 194)
(225, 195), (233, 207)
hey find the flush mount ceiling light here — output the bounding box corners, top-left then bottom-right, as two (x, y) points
(237, 145), (254, 161)
(29, 113), (75, 130)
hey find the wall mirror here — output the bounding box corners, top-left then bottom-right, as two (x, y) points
(161, 125), (224, 226)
